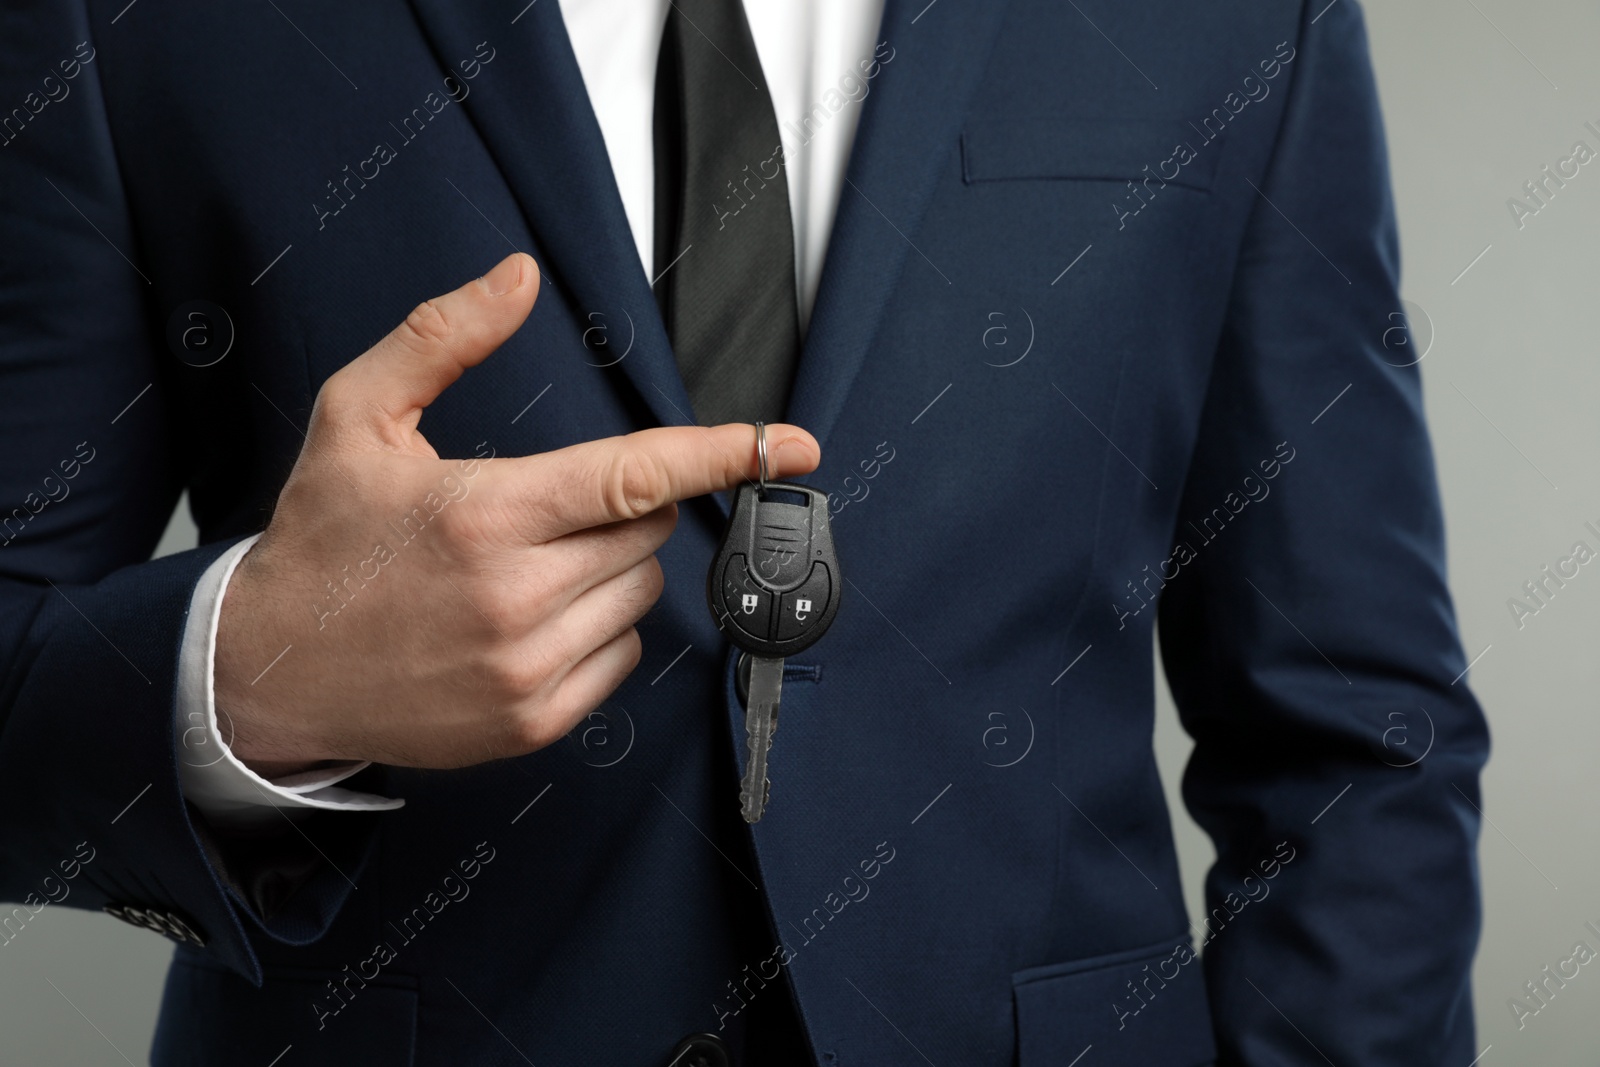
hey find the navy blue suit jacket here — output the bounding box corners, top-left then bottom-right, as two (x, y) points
(0, 0), (1488, 1063)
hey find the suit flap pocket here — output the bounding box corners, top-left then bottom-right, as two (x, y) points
(961, 118), (1222, 192)
(1013, 937), (1215, 1066)
(154, 956), (418, 1067)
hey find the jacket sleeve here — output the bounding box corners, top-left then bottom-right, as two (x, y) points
(0, 0), (376, 984)
(1155, 3), (1489, 1062)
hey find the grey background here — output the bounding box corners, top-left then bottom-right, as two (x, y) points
(4, 0), (1597, 1061)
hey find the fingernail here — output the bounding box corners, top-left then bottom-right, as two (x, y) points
(773, 431), (818, 464)
(482, 255), (524, 296)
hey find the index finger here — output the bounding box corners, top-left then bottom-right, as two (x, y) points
(491, 422), (822, 539)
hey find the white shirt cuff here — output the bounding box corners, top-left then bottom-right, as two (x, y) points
(175, 534), (404, 829)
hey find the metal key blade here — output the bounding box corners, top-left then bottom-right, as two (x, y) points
(740, 655), (784, 823)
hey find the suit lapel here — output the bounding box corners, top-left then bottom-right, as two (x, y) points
(407, 0), (1014, 464)
(407, 0), (697, 436)
(786, 0), (1013, 452)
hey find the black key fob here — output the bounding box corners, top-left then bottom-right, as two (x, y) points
(707, 481), (841, 657)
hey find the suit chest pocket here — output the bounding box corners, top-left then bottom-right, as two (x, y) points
(961, 116), (1225, 193)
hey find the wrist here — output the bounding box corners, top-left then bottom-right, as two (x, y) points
(214, 546), (328, 767)
(242, 757), (327, 779)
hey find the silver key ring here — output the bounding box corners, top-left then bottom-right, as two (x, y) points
(754, 421), (769, 494)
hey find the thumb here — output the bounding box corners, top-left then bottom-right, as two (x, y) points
(322, 253), (539, 443)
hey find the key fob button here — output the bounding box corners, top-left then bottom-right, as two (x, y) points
(720, 555), (775, 640)
(706, 481), (839, 657)
(776, 562), (830, 643)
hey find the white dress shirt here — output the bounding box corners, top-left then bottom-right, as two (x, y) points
(177, 0), (887, 824)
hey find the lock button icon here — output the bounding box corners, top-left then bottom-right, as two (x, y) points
(775, 564), (831, 642)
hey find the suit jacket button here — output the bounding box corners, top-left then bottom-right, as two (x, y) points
(666, 1033), (729, 1067)
(102, 903), (207, 948)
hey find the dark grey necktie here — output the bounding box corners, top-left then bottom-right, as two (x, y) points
(653, 0), (802, 427)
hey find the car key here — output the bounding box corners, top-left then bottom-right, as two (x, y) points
(707, 424), (841, 823)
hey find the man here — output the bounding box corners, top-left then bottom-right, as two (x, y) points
(0, 0), (1488, 1063)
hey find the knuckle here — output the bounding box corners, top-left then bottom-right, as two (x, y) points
(472, 584), (521, 634)
(603, 451), (671, 520)
(628, 556), (666, 610)
(485, 645), (553, 699)
(601, 561), (658, 634)
(536, 693), (589, 744)
(398, 298), (455, 352)
(437, 495), (525, 561)
(482, 656), (524, 699)
(432, 495), (497, 553)
(310, 372), (357, 431)
(562, 634), (639, 713)
(429, 495), (471, 543)
(619, 626), (644, 670)
(509, 709), (561, 753)
(477, 570), (562, 633)
(522, 554), (574, 611)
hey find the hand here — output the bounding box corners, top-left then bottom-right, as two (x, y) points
(214, 253), (820, 772)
